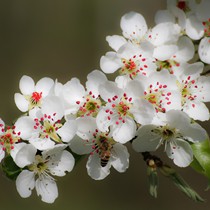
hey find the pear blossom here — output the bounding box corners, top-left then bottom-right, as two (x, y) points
(131, 70), (181, 114)
(59, 70), (107, 118)
(14, 95), (77, 150)
(175, 62), (210, 121)
(14, 75), (54, 113)
(159, 0), (210, 64)
(70, 117), (129, 180)
(96, 80), (156, 143)
(132, 110), (207, 167)
(120, 11), (148, 45)
(15, 144), (75, 203)
(0, 119), (26, 162)
(100, 42), (156, 78)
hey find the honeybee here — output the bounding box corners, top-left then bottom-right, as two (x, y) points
(98, 137), (113, 167)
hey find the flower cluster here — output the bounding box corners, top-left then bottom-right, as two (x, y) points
(1, 0), (210, 204)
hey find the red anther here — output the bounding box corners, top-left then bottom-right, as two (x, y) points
(32, 92), (42, 102)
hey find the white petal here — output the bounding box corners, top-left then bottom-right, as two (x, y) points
(199, 37), (210, 64)
(166, 139), (193, 167)
(185, 15), (204, 40)
(155, 10), (175, 24)
(166, 110), (190, 130)
(183, 101), (210, 121)
(111, 143), (129, 172)
(14, 93), (29, 112)
(76, 116), (97, 140)
(132, 125), (161, 152)
(150, 22), (181, 46)
(196, 0), (210, 21)
(14, 116), (35, 140)
(35, 77), (54, 97)
(197, 76), (210, 102)
(62, 78), (85, 105)
(57, 120), (77, 143)
(0, 149), (5, 163)
(125, 80), (144, 100)
(10, 142), (26, 161)
(14, 144), (36, 168)
(19, 75), (35, 95)
(153, 44), (178, 61)
(41, 96), (64, 121)
(16, 170), (35, 198)
(86, 70), (107, 97)
(69, 137), (92, 155)
(48, 150), (75, 176)
(99, 81), (122, 102)
(120, 11), (148, 40)
(112, 118), (137, 143)
(36, 177), (58, 203)
(173, 36), (194, 62)
(29, 137), (55, 151)
(131, 99), (155, 125)
(169, 5), (186, 29)
(100, 52), (122, 74)
(106, 35), (127, 51)
(182, 122), (208, 143)
(115, 75), (131, 89)
(96, 109), (112, 133)
(86, 153), (110, 180)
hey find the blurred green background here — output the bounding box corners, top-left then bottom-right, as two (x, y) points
(0, 0), (210, 209)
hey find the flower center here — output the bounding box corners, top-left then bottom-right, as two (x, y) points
(28, 155), (48, 175)
(106, 94), (133, 124)
(76, 93), (101, 117)
(0, 127), (21, 154)
(144, 83), (172, 113)
(177, 1), (190, 12)
(33, 114), (62, 143)
(120, 56), (149, 78)
(25, 91), (43, 110)
(156, 60), (180, 74)
(179, 76), (198, 107)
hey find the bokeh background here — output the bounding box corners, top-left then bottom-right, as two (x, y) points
(0, 0), (209, 210)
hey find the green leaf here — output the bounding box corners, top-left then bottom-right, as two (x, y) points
(191, 139), (210, 179)
(159, 165), (204, 202)
(147, 167), (158, 198)
(1, 155), (22, 180)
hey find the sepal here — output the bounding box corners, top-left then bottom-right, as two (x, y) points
(2, 155), (22, 180)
